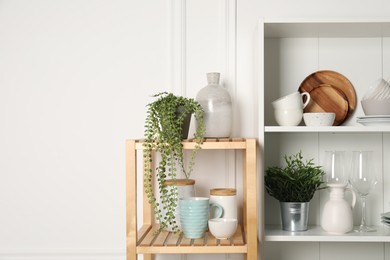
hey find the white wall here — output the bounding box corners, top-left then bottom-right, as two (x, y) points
(0, 0), (163, 258)
(2, 0), (390, 259)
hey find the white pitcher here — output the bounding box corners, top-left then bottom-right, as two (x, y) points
(321, 183), (356, 234)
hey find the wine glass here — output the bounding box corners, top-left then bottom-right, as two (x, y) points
(349, 151), (378, 232)
(323, 151), (347, 187)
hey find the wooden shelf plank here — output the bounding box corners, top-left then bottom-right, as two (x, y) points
(219, 238), (231, 246)
(193, 237), (205, 246)
(139, 225), (160, 246)
(232, 225), (245, 245)
(206, 232), (217, 246)
(153, 230), (169, 246)
(134, 138), (249, 150)
(265, 125), (390, 133)
(165, 232), (181, 246)
(136, 225), (152, 242)
(136, 245), (247, 254)
(265, 225), (390, 242)
(179, 236), (192, 246)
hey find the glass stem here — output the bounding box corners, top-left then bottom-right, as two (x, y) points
(360, 196), (367, 229)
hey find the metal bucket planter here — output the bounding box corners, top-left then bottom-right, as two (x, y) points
(280, 202), (309, 231)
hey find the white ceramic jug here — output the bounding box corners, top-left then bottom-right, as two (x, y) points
(321, 183), (356, 234)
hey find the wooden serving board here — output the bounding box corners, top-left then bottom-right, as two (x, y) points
(298, 70), (356, 125)
(304, 84), (348, 126)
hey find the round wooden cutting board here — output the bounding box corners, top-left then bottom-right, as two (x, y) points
(298, 70), (356, 125)
(304, 84), (349, 126)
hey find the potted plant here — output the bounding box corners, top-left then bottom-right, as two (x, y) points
(265, 151), (326, 231)
(143, 92), (205, 233)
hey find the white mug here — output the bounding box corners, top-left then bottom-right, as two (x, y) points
(272, 91), (310, 110)
(274, 109), (304, 126)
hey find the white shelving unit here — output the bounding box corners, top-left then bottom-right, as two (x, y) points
(259, 18), (390, 260)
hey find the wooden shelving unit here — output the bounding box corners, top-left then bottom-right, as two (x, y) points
(125, 138), (258, 260)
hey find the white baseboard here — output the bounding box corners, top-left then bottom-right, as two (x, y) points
(0, 248), (125, 260)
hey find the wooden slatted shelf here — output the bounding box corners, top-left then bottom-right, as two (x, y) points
(126, 138), (258, 259)
(134, 225), (247, 254)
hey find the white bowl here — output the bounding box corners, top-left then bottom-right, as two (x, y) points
(208, 218), (237, 239)
(303, 112), (335, 126)
(361, 99), (390, 115)
(363, 78), (390, 100)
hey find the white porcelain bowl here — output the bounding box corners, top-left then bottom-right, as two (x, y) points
(361, 99), (390, 115)
(363, 78), (390, 100)
(208, 218), (237, 239)
(303, 112), (335, 126)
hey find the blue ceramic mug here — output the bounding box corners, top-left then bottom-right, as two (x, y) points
(179, 197), (223, 239)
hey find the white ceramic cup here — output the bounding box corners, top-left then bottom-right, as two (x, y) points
(274, 109), (304, 126)
(272, 91), (311, 110)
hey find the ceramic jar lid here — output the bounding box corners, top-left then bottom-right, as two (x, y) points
(165, 179), (195, 186)
(210, 188), (236, 196)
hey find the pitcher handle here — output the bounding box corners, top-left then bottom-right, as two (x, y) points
(210, 203), (223, 218)
(301, 92), (311, 109)
(346, 187), (357, 208)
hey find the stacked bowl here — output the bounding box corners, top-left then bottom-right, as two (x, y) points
(357, 78), (390, 125)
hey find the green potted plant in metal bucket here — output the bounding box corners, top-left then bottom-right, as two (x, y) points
(265, 151), (326, 231)
(143, 92), (205, 233)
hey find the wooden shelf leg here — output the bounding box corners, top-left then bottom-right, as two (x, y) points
(143, 254), (154, 260)
(244, 139), (258, 259)
(126, 140), (137, 260)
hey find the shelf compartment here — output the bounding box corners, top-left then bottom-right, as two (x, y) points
(265, 225), (390, 242)
(131, 224), (247, 254)
(126, 138), (258, 259)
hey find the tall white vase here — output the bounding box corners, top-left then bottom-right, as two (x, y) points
(196, 72), (232, 138)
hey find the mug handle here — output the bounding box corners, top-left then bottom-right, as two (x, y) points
(210, 203), (223, 218)
(301, 92), (311, 109)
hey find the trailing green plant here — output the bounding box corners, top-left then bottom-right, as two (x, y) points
(265, 151), (326, 202)
(143, 92), (205, 233)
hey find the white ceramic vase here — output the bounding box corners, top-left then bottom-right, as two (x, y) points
(196, 72), (232, 138)
(321, 183), (356, 234)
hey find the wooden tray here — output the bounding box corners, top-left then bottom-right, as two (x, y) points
(304, 84), (349, 126)
(298, 70), (356, 125)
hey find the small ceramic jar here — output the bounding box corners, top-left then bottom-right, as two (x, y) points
(209, 188), (237, 219)
(163, 179), (196, 231)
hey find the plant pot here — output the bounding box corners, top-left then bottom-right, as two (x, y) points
(280, 202), (309, 231)
(176, 106), (192, 139)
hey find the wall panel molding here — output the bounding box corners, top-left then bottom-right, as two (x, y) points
(218, 0), (238, 194)
(169, 0), (187, 96)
